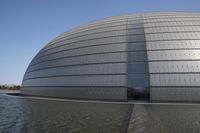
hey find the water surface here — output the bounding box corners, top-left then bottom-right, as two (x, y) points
(128, 104), (200, 133)
(0, 94), (132, 133)
(1, 93), (200, 133)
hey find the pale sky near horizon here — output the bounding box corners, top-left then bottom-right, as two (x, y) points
(1, 0), (200, 85)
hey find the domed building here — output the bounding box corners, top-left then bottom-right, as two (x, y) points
(21, 12), (200, 102)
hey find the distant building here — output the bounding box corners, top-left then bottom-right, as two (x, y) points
(22, 12), (200, 102)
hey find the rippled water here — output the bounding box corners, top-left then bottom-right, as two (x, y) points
(0, 94), (132, 133)
(1, 94), (200, 133)
(128, 104), (200, 133)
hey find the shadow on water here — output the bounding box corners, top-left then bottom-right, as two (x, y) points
(128, 104), (200, 133)
(0, 94), (133, 133)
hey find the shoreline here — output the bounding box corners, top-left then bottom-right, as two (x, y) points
(4, 93), (200, 106)
(0, 90), (20, 93)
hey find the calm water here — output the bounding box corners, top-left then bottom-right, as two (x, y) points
(0, 94), (132, 133)
(1, 93), (200, 133)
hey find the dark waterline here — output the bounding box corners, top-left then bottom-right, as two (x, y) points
(1, 93), (200, 133)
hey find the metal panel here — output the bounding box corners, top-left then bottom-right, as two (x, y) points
(21, 87), (127, 101)
(150, 87), (200, 102)
(22, 75), (127, 87)
(150, 74), (200, 86)
(46, 23), (127, 49)
(148, 50), (200, 61)
(41, 35), (127, 53)
(22, 12), (200, 102)
(27, 52), (128, 72)
(32, 43), (127, 64)
(144, 21), (200, 28)
(143, 17), (200, 23)
(24, 63), (127, 79)
(149, 61), (200, 73)
(145, 12), (200, 102)
(146, 32), (200, 41)
(145, 26), (200, 33)
(55, 24), (127, 41)
(146, 40), (200, 50)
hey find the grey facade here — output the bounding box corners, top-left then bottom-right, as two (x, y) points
(21, 12), (200, 102)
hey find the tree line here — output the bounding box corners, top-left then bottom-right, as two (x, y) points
(0, 84), (20, 90)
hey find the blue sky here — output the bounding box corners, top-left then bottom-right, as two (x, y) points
(1, 0), (200, 85)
